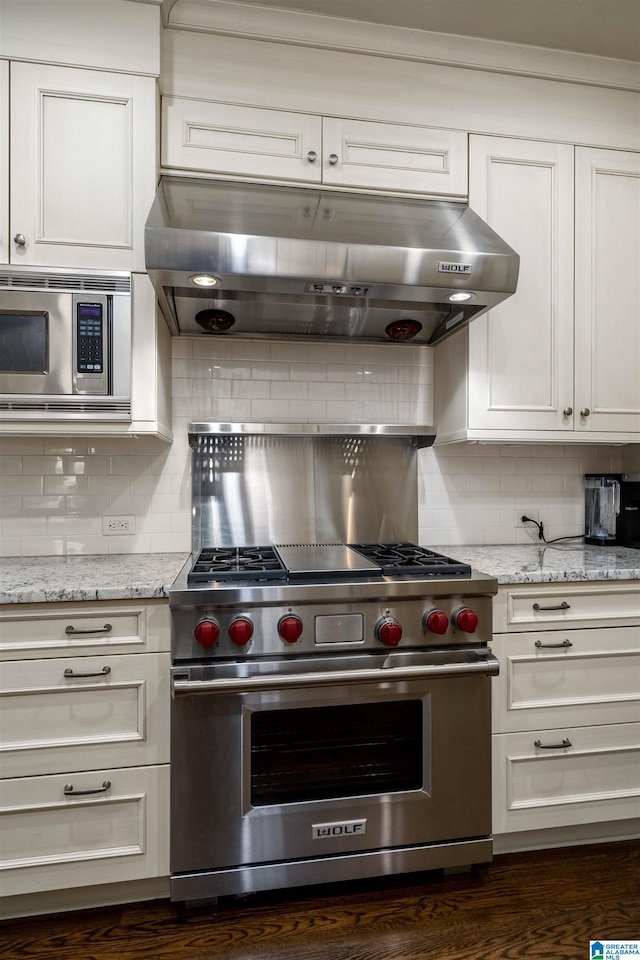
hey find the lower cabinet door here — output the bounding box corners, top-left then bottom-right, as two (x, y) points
(0, 765), (169, 897)
(493, 722), (640, 834)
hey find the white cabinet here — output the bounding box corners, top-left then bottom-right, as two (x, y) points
(574, 147), (640, 436)
(0, 600), (170, 899)
(7, 62), (156, 272)
(491, 582), (640, 847)
(0, 765), (169, 899)
(0, 60), (8, 265)
(162, 98), (468, 197)
(129, 273), (172, 441)
(163, 98), (322, 184)
(435, 137), (640, 443)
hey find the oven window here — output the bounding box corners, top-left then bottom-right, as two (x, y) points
(250, 699), (423, 806)
(0, 312), (48, 373)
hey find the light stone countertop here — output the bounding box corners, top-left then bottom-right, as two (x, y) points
(0, 545), (639, 604)
(430, 544), (640, 584)
(0, 553), (190, 604)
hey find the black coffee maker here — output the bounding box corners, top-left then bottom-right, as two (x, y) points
(584, 473), (640, 547)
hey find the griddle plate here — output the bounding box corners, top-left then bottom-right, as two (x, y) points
(274, 543), (382, 580)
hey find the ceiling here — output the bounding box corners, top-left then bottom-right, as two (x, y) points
(212, 0), (640, 62)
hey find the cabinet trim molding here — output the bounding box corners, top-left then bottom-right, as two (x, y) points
(165, 1), (640, 93)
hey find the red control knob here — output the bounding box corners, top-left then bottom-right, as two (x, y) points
(229, 617), (254, 647)
(278, 615), (303, 644)
(424, 610), (449, 635)
(194, 619), (220, 648)
(376, 617), (403, 647)
(456, 608), (479, 634)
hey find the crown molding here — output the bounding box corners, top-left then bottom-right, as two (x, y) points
(165, 0), (640, 93)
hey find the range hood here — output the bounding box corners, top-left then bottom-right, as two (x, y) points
(145, 177), (519, 345)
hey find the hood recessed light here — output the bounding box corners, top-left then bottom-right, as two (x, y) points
(448, 292), (475, 302)
(190, 274), (220, 287)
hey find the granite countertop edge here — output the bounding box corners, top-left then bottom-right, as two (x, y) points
(0, 553), (191, 605)
(0, 546), (638, 604)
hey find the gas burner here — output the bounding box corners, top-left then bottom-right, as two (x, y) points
(188, 546), (287, 583)
(349, 542), (472, 578)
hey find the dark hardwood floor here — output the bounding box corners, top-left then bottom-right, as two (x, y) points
(1, 840), (639, 960)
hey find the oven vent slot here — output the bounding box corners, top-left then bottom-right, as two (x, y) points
(0, 398), (131, 417)
(0, 270), (131, 294)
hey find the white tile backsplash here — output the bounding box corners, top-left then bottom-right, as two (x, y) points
(0, 336), (627, 556)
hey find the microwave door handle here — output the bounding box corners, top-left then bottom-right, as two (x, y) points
(172, 655), (500, 697)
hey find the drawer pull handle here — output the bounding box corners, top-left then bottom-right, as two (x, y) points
(65, 623), (112, 635)
(64, 780), (111, 796)
(534, 738), (572, 749)
(63, 665), (111, 679)
(535, 639), (573, 649)
(533, 602), (570, 612)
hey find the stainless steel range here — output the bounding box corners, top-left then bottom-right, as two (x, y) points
(169, 424), (499, 907)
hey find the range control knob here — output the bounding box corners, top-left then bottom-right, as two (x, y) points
(375, 617), (402, 647)
(194, 619), (220, 648)
(455, 608), (479, 634)
(229, 617), (254, 647)
(424, 610), (449, 635)
(278, 615), (303, 644)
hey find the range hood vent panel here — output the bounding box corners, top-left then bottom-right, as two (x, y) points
(145, 177), (519, 345)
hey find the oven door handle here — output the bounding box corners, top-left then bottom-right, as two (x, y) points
(172, 655), (500, 696)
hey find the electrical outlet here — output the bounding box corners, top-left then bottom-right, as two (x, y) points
(514, 509), (540, 528)
(102, 516), (136, 536)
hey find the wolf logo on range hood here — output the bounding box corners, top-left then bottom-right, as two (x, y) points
(145, 177), (519, 345)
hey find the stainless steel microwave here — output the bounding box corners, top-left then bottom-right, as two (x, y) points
(0, 267), (132, 419)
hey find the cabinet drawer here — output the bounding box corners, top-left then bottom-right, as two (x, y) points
(492, 627), (640, 733)
(0, 653), (169, 778)
(494, 582), (640, 632)
(0, 601), (170, 659)
(0, 765), (169, 897)
(162, 97), (322, 182)
(493, 722), (640, 834)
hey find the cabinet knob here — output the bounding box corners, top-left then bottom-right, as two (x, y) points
(306, 150), (317, 162)
(563, 407), (573, 416)
(580, 408), (590, 417)
(13, 233), (26, 246)
(328, 153), (339, 165)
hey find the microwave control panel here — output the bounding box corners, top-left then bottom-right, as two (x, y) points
(73, 295), (109, 395)
(76, 302), (104, 374)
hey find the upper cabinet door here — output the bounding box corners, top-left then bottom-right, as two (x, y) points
(467, 136), (575, 431)
(161, 100), (468, 197)
(162, 98), (323, 183)
(574, 147), (640, 436)
(0, 61), (8, 265)
(9, 63), (156, 271)
(321, 118), (467, 196)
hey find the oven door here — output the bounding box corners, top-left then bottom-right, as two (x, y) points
(170, 649), (498, 898)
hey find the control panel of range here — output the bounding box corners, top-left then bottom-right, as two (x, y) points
(175, 596), (493, 659)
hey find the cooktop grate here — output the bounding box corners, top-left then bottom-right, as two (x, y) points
(188, 546), (287, 583)
(348, 542), (472, 578)
(187, 542), (472, 584)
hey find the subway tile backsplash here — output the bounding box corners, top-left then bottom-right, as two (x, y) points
(0, 337), (624, 556)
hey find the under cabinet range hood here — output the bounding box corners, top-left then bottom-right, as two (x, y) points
(145, 177), (519, 345)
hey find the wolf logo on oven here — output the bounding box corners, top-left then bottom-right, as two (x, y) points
(312, 820), (368, 839)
